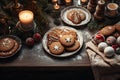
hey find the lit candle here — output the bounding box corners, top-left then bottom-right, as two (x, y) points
(18, 10), (34, 31)
(54, 3), (60, 10)
(65, 0), (72, 5)
(81, 0), (88, 5)
(65, 0), (71, 3)
(19, 10), (34, 24)
(52, 0), (58, 3)
(81, 0), (87, 3)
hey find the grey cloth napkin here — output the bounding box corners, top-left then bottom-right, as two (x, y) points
(86, 41), (120, 80)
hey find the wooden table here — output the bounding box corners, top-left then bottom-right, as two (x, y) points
(0, 15), (95, 70)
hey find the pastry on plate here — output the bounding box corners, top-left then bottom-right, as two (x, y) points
(67, 10), (86, 24)
(60, 35), (75, 46)
(70, 11), (82, 24)
(0, 36), (21, 58)
(0, 38), (15, 52)
(0, 40), (19, 57)
(66, 40), (80, 51)
(49, 42), (64, 55)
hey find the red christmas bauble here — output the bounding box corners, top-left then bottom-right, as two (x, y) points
(25, 37), (34, 47)
(33, 33), (41, 42)
(93, 33), (105, 44)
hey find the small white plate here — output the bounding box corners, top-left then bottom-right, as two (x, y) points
(42, 26), (83, 57)
(61, 6), (91, 26)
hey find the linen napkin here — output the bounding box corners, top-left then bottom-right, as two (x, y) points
(86, 41), (120, 80)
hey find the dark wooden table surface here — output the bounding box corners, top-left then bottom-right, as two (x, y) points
(0, 14), (96, 70)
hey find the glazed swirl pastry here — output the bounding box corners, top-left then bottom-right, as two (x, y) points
(0, 36), (21, 58)
(0, 40), (19, 57)
(0, 38), (15, 52)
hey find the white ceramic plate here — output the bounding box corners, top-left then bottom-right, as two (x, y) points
(42, 26), (83, 57)
(61, 6), (91, 26)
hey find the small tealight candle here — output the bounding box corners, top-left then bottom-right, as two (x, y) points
(65, 0), (71, 3)
(19, 10), (34, 24)
(52, 0), (58, 3)
(81, 0), (87, 3)
(65, 0), (72, 5)
(54, 3), (60, 10)
(81, 0), (88, 5)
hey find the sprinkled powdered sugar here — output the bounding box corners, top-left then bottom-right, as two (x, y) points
(54, 45), (59, 50)
(65, 38), (71, 43)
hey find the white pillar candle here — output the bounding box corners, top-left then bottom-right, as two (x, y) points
(19, 10), (34, 24)
(18, 10), (34, 31)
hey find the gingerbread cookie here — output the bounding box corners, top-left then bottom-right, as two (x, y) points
(68, 30), (77, 40)
(0, 38), (15, 52)
(49, 42), (64, 55)
(99, 26), (115, 36)
(66, 40), (80, 51)
(60, 29), (77, 39)
(60, 35), (75, 46)
(47, 31), (59, 46)
(52, 28), (63, 37)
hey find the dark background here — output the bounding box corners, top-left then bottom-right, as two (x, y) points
(0, 67), (94, 80)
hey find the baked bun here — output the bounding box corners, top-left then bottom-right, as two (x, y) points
(71, 11), (82, 24)
(99, 26), (115, 36)
(67, 10), (86, 24)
